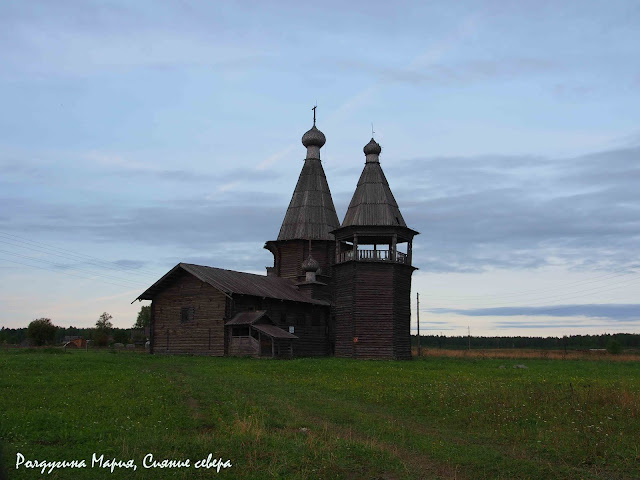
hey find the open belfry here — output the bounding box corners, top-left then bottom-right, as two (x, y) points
(136, 112), (418, 359)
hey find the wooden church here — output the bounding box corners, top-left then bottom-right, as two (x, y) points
(135, 116), (418, 359)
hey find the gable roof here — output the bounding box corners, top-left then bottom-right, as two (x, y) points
(277, 158), (340, 241)
(341, 160), (407, 228)
(135, 263), (329, 305)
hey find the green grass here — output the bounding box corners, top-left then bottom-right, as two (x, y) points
(0, 350), (639, 479)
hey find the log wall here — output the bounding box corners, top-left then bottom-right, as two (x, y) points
(269, 240), (336, 283)
(393, 265), (414, 360)
(333, 262), (414, 359)
(333, 262), (355, 357)
(151, 271), (226, 355)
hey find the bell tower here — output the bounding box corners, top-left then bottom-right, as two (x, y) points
(332, 138), (418, 359)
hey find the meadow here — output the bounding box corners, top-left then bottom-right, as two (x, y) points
(0, 349), (638, 479)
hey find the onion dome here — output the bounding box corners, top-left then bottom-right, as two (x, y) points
(301, 125), (326, 148)
(301, 255), (320, 273)
(363, 138), (382, 155)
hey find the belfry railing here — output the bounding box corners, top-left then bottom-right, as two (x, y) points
(337, 249), (408, 264)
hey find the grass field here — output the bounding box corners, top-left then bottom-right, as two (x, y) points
(0, 349), (639, 479)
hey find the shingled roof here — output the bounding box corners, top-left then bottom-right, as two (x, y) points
(135, 263), (329, 305)
(253, 324), (298, 339)
(225, 310), (269, 325)
(277, 124), (340, 241)
(341, 139), (407, 227)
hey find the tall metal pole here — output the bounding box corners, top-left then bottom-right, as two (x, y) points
(417, 292), (421, 357)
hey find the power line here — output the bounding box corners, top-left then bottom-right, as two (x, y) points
(0, 249), (145, 288)
(0, 232), (158, 276)
(0, 256), (143, 290)
(0, 239), (158, 284)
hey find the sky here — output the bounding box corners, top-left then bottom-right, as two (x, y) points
(1, 0), (639, 337)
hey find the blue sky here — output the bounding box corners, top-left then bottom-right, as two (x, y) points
(1, 0), (639, 336)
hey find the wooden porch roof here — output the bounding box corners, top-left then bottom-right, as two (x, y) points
(225, 310), (268, 325)
(253, 324), (298, 339)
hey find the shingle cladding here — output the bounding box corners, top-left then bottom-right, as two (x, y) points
(341, 161), (407, 227)
(277, 158), (340, 240)
(136, 263), (329, 306)
(253, 324), (298, 339)
(225, 310), (268, 325)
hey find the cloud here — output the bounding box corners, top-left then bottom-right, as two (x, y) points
(430, 304), (640, 321)
(256, 145), (297, 171)
(84, 151), (284, 185)
(492, 322), (639, 330)
(0, 195), (284, 253)
(386, 146), (640, 272)
(112, 259), (148, 270)
(2, 142), (639, 278)
(330, 56), (557, 87)
(0, 2), (265, 77)
(552, 83), (593, 100)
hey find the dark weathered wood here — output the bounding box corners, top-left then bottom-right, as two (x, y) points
(230, 294), (329, 357)
(149, 301), (155, 354)
(334, 261), (414, 360)
(264, 239), (335, 283)
(417, 292), (421, 357)
(342, 160), (407, 228)
(151, 270), (227, 356)
(277, 157), (340, 241)
(138, 263), (326, 306)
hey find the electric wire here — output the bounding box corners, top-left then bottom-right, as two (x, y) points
(0, 249), (145, 288)
(0, 256), (143, 290)
(0, 231), (163, 278)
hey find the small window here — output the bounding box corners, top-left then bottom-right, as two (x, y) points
(180, 306), (194, 323)
(296, 314), (306, 326)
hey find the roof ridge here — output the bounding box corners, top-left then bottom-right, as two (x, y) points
(180, 263), (294, 283)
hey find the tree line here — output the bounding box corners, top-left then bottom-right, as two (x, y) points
(1, 306), (150, 347)
(412, 333), (640, 350)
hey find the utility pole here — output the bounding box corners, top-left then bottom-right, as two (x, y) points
(417, 292), (421, 357)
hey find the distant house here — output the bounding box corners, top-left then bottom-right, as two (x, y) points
(135, 118), (418, 359)
(63, 338), (86, 349)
